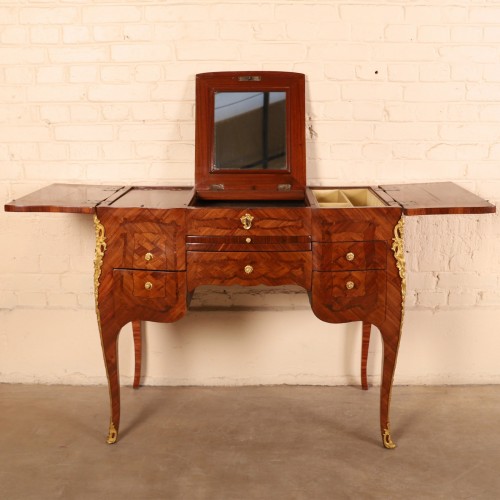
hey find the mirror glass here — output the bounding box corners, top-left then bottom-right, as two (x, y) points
(213, 91), (286, 170)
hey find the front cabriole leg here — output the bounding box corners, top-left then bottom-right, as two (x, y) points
(94, 214), (121, 444)
(377, 216), (406, 449)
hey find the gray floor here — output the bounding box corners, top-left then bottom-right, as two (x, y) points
(1, 384), (499, 499)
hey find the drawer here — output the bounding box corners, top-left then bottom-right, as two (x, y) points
(187, 208), (310, 237)
(114, 269), (179, 299)
(132, 232), (172, 271)
(187, 251), (312, 291)
(311, 270), (386, 324)
(112, 269), (187, 323)
(186, 235), (311, 252)
(313, 241), (386, 271)
(312, 207), (401, 242)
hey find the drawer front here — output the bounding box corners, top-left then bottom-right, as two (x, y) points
(313, 241), (387, 271)
(186, 235), (311, 252)
(187, 251), (312, 291)
(311, 270), (386, 324)
(132, 232), (172, 271)
(112, 269), (187, 323)
(312, 207), (401, 242)
(187, 208), (311, 237)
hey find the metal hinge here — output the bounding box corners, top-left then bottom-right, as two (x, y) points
(277, 184), (292, 192)
(210, 184), (225, 191)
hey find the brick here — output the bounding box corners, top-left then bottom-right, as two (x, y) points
(419, 63), (450, 82)
(342, 83), (402, 101)
(353, 102), (384, 121)
(484, 27), (500, 43)
(63, 26), (91, 44)
(416, 102), (447, 121)
(340, 5), (403, 23)
(313, 122), (372, 141)
(310, 43), (370, 61)
(102, 104), (130, 121)
(404, 83), (464, 102)
(69, 66), (98, 83)
(0, 7), (18, 25)
(0, 126), (50, 142)
(9, 143), (39, 160)
(388, 64), (418, 82)
(123, 25), (154, 42)
(374, 44), (436, 62)
(439, 46), (497, 64)
(448, 292), (477, 307)
(426, 144), (456, 160)
(324, 64), (355, 81)
(69, 104), (100, 122)
(88, 84), (150, 102)
(39, 143), (69, 161)
(49, 47), (108, 63)
(417, 26), (449, 43)
(40, 255), (70, 274)
(28, 85), (86, 103)
(416, 291), (447, 308)
(39, 105), (70, 123)
(5, 67), (34, 84)
(483, 65), (500, 83)
(440, 124), (500, 142)
(451, 27), (483, 43)
(374, 123), (438, 141)
(131, 103), (163, 121)
(276, 4), (339, 22)
(102, 142), (134, 160)
(450, 64), (482, 82)
(93, 26), (122, 42)
(101, 66), (131, 83)
(470, 7), (500, 24)
(82, 6), (141, 24)
(69, 143), (100, 161)
(322, 101), (352, 120)
(112, 44), (173, 62)
(361, 143), (391, 160)
(47, 293), (78, 308)
(0, 291), (17, 310)
(135, 65), (162, 82)
(480, 105), (500, 121)
(145, 5), (210, 22)
(355, 64), (387, 81)
(17, 292), (47, 308)
(385, 25), (416, 42)
(20, 7), (78, 25)
(36, 67), (65, 84)
(0, 47), (45, 64)
(392, 144), (426, 160)
(54, 125), (114, 141)
(1, 26), (28, 44)
(211, 3), (274, 21)
(118, 124), (180, 141)
(351, 24), (384, 42)
(447, 104), (478, 122)
(437, 272), (497, 290)
(30, 25), (60, 44)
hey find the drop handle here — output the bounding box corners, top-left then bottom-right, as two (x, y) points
(144, 282), (153, 290)
(244, 265), (253, 274)
(345, 281), (355, 290)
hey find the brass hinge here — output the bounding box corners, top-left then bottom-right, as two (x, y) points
(210, 184), (225, 191)
(277, 184), (291, 192)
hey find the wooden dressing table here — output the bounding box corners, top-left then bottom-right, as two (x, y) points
(5, 72), (495, 448)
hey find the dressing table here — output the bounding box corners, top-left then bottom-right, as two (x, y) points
(5, 71), (495, 448)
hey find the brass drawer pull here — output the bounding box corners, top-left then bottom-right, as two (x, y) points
(246, 237), (252, 243)
(144, 281), (153, 290)
(244, 265), (253, 274)
(145, 252), (154, 262)
(240, 213), (254, 230)
(345, 281), (355, 290)
(346, 252), (355, 262)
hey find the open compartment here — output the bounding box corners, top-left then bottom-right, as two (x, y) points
(312, 188), (386, 208)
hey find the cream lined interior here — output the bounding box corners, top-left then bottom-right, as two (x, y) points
(312, 188), (385, 208)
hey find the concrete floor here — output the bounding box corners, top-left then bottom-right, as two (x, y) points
(1, 384), (499, 499)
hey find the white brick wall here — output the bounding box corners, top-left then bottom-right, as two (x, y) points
(1, 1), (499, 385)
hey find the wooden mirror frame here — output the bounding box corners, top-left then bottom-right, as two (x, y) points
(194, 71), (306, 200)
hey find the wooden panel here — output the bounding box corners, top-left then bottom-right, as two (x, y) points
(313, 241), (387, 271)
(186, 235), (311, 252)
(108, 187), (194, 209)
(97, 207), (186, 271)
(312, 206), (402, 242)
(112, 269), (187, 323)
(4, 183), (125, 214)
(187, 207), (311, 236)
(187, 251), (312, 291)
(381, 182), (496, 215)
(311, 271), (386, 324)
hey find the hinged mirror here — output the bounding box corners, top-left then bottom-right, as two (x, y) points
(194, 71), (306, 201)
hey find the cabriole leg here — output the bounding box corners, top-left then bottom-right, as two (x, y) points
(361, 321), (371, 390)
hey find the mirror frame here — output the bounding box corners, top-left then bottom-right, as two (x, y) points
(195, 71), (306, 200)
